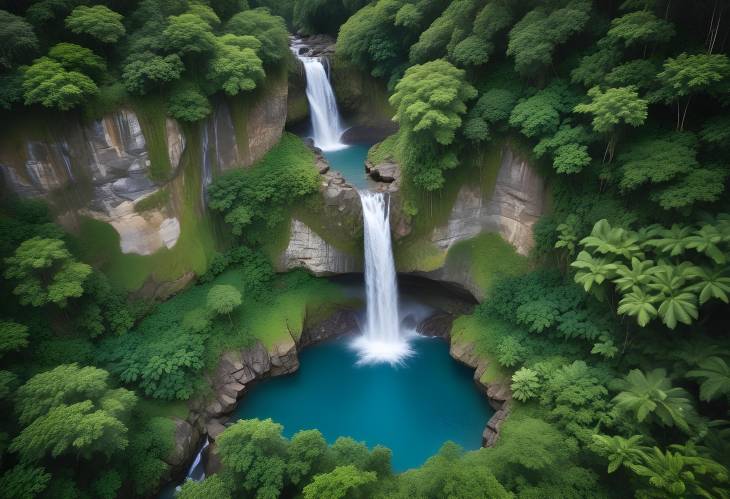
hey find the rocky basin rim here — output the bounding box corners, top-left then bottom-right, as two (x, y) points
(162, 283), (511, 491)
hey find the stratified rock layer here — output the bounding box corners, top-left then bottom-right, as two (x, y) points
(431, 146), (545, 256)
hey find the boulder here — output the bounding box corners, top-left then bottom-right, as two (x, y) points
(270, 338), (300, 376)
(206, 419), (227, 441)
(164, 418), (200, 468)
(368, 161), (400, 183)
(417, 312), (454, 339)
(300, 309), (359, 346)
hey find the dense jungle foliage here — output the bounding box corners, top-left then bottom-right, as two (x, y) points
(1, 0), (730, 498)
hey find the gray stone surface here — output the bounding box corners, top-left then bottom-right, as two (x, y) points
(430, 146), (545, 256)
(279, 219), (359, 275)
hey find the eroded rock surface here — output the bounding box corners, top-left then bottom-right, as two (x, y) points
(279, 219), (359, 275)
(1, 108), (184, 255)
(431, 146), (545, 256)
(449, 338), (512, 448)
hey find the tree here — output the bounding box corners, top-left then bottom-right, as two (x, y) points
(605, 10), (674, 49)
(390, 59), (476, 146)
(302, 465), (377, 499)
(687, 357), (730, 402)
(178, 475), (232, 499)
(0, 321), (29, 357)
(14, 363), (130, 426)
(511, 367), (540, 402)
(122, 52), (184, 95)
(48, 43), (106, 80)
(167, 83), (211, 122)
(389, 59), (476, 191)
(395, 442), (511, 498)
(0, 10), (38, 69)
(616, 132), (700, 208)
(65, 5), (125, 44)
(225, 8), (289, 66)
(163, 13), (216, 55)
(612, 369), (695, 432)
(9, 401), (129, 463)
(451, 1), (513, 67)
(208, 35), (265, 95)
(4, 237), (92, 307)
(287, 429), (329, 486)
(592, 434), (648, 473)
(216, 419), (288, 498)
(408, 0), (482, 65)
(206, 284), (242, 326)
(507, 1), (591, 76)
(629, 446), (729, 498)
(657, 53), (730, 130)
(21, 57), (98, 111)
(534, 124), (593, 174)
(574, 86), (647, 161)
(0, 465), (51, 499)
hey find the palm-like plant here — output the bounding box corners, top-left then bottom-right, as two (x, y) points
(617, 286), (658, 327)
(581, 219), (643, 260)
(647, 265), (699, 329)
(644, 224), (693, 257)
(686, 225), (727, 264)
(613, 257), (655, 292)
(686, 266), (730, 305)
(687, 357), (730, 402)
(613, 369), (695, 433)
(572, 251), (618, 293)
(630, 447), (727, 498)
(592, 434), (648, 473)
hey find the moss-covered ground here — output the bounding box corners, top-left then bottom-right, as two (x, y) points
(140, 266), (357, 366)
(445, 233), (529, 296)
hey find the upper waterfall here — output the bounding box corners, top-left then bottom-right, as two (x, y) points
(293, 42), (347, 151)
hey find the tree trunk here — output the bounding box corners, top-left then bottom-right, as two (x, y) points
(680, 96), (692, 132)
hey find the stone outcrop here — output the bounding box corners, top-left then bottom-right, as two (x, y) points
(449, 338), (512, 448)
(279, 219), (359, 275)
(430, 146), (545, 257)
(1, 108), (185, 257)
(165, 307), (360, 481)
(201, 79), (288, 174)
(277, 145), (364, 275)
(2, 74), (289, 294)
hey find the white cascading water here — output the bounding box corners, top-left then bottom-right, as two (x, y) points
(298, 56), (347, 151)
(352, 191), (412, 364)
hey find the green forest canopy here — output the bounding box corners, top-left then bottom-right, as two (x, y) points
(1, 0), (730, 498)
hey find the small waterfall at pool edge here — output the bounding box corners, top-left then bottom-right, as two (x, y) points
(295, 50), (347, 152)
(352, 191), (413, 364)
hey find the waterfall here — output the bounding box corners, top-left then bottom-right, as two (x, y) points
(352, 192), (412, 364)
(185, 438), (209, 482)
(200, 125), (213, 204)
(298, 55), (347, 152)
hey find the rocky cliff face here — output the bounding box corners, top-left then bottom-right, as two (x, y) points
(278, 219), (359, 275)
(2, 79), (288, 293)
(430, 146), (545, 257)
(273, 143), (545, 289)
(1, 108), (185, 256)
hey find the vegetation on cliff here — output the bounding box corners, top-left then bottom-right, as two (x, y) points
(2, 0), (730, 498)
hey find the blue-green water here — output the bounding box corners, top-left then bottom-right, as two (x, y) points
(232, 335), (493, 471)
(323, 144), (372, 190)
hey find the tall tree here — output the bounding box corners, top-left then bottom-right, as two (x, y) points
(65, 5), (125, 44)
(4, 237), (92, 307)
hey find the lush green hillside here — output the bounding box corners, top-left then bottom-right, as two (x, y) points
(1, 1), (730, 498)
